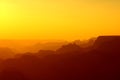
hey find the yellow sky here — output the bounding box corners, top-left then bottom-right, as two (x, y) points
(0, 0), (120, 40)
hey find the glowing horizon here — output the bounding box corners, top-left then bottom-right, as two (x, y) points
(0, 0), (120, 40)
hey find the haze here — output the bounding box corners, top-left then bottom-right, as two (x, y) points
(0, 0), (120, 40)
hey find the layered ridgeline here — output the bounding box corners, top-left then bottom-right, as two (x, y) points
(0, 36), (119, 80)
(0, 39), (95, 59)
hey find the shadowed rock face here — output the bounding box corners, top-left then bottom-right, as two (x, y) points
(0, 69), (28, 80)
(94, 36), (120, 50)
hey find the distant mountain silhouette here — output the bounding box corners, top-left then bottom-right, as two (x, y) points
(0, 40), (68, 53)
(0, 48), (15, 59)
(0, 36), (120, 80)
(73, 38), (96, 48)
(25, 41), (68, 53)
(56, 43), (83, 54)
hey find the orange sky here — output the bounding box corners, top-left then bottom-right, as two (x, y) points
(0, 0), (120, 40)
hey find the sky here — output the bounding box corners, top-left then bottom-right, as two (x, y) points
(0, 0), (120, 40)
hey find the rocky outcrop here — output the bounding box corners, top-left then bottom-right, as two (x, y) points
(94, 36), (120, 50)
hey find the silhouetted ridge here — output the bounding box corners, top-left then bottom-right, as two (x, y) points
(56, 43), (83, 54)
(94, 36), (120, 49)
(0, 36), (120, 80)
(92, 36), (120, 58)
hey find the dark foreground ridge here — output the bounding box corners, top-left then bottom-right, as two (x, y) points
(0, 36), (120, 80)
(94, 36), (120, 48)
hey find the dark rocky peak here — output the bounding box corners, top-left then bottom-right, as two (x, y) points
(93, 36), (120, 53)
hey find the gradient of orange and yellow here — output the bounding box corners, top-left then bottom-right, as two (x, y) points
(0, 0), (120, 40)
